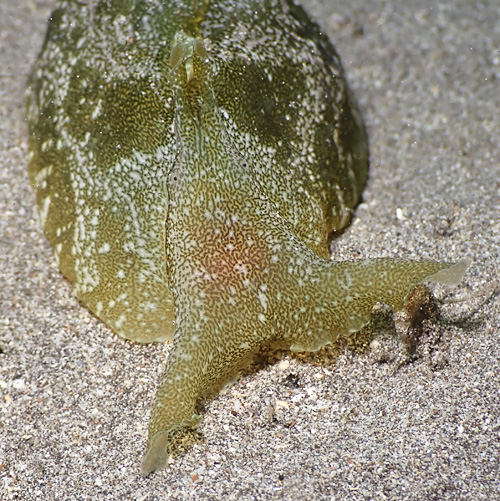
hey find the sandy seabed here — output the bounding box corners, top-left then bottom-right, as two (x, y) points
(1, 0), (499, 499)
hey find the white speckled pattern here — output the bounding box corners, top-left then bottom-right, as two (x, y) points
(26, 0), (468, 475)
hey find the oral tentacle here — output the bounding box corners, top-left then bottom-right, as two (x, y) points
(138, 33), (471, 474)
(144, 193), (468, 472)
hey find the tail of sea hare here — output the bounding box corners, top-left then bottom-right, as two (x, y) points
(140, 257), (469, 474)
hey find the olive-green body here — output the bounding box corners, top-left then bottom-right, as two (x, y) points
(27, 0), (467, 474)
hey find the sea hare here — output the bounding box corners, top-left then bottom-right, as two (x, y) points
(27, 0), (468, 474)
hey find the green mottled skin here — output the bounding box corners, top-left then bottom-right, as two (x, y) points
(27, 0), (468, 474)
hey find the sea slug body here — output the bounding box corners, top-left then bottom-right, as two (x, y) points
(27, 0), (468, 474)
